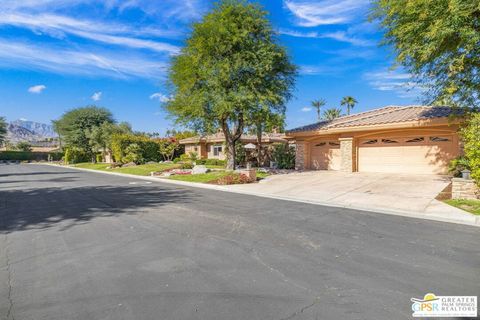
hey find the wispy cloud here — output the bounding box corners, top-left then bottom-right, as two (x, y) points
(28, 84), (46, 93)
(279, 28), (374, 46)
(0, 0), (206, 79)
(91, 91), (102, 101)
(284, 0), (370, 27)
(150, 92), (171, 103)
(0, 13), (180, 54)
(364, 69), (423, 98)
(301, 107), (312, 112)
(0, 40), (168, 79)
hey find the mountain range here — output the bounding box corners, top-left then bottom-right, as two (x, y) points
(6, 119), (58, 143)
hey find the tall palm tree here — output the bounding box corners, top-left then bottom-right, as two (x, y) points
(311, 99), (326, 121)
(341, 96), (358, 115)
(323, 108), (342, 121)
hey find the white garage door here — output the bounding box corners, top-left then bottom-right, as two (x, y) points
(358, 135), (458, 174)
(310, 141), (341, 170)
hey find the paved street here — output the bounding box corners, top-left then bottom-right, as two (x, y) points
(0, 163), (478, 320)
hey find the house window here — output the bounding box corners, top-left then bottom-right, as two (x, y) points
(194, 146), (198, 152)
(362, 139), (378, 145)
(381, 138), (399, 144)
(430, 136), (450, 142)
(213, 145), (222, 156)
(329, 141), (340, 147)
(314, 142), (326, 147)
(406, 137), (425, 143)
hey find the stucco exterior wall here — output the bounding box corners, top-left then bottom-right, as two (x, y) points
(291, 126), (460, 174)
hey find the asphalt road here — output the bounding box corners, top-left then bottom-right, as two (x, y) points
(0, 163), (478, 320)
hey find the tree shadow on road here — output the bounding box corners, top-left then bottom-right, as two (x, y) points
(0, 184), (197, 232)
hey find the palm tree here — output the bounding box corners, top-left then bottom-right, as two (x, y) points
(323, 108), (342, 121)
(311, 99), (326, 121)
(341, 96), (358, 115)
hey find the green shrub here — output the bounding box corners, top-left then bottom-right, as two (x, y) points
(179, 153), (191, 162)
(448, 156), (471, 177)
(122, 143), (144, 164)
(205, 159), (226, 166)
(64, 147), (88, 164)
(173, 157), (181, 163)
(462, 113), (480, 186)
(196, 159), (207, 165)
(272, 143), (295, 169)
(96, 153), (103, 163)
(16, 142), (33, 152)
(180, 162), (194, 169)
(111, 133), (161, 163)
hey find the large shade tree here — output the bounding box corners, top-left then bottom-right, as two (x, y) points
(372, 0), (480, 109)
(53, 106), (115, 162)
(166, 0), (296, 169)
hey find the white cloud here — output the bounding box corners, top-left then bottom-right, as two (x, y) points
(279, 28), (374, 47)
(284, 0), (370, 27)
(91, 91), (102, 101)
(301, 107), (312, 112)
(28, 84), (46, 93)
(364, 69), (424, 98)
(0, 40), (168, 79)
(149, 93), (171, 103)
(0, 13), (180, 54)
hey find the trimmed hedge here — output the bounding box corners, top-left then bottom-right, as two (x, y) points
(0, 151), (64, 161)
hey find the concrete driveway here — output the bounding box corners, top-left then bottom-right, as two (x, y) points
(229, 171), (474, 223)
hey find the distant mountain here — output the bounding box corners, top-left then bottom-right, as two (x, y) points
(11, 120), (57, 138)
(6, 120), (58, 144)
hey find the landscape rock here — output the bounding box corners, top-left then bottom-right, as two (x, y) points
(122, 162), (137, 167)
(192, 165), (209, 175)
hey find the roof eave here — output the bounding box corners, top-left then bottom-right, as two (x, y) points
(287, 117), (460, 137)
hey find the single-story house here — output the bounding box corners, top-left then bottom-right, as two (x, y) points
(286, 106), (462, 175)
(179, 132), (288, 160)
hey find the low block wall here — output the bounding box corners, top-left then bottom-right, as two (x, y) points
(452, 178), (479, 200)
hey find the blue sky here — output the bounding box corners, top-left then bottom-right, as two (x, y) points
(0, 0), (421, 133)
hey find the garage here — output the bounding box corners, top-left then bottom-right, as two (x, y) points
(358, 134), (458, 174)
(310, 140), (341, 170)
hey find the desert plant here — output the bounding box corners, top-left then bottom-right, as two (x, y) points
(448, 157), (471, 177)
(122, 143), (144, 164)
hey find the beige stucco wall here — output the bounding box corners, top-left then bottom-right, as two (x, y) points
(292, 125), (461, 174)
(206, 143), (226, 160)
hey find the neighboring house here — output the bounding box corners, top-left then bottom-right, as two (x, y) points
(179, 132), (288, 160)
(287, 106), (463, 175)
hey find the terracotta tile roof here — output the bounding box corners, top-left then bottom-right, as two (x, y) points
(179, 132), (287, 144)
(287, 105), (460, 133)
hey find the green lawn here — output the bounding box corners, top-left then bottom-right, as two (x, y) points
(73, 162), (180, 176)
(444, 199), (480, 215)
(169, 171), (231, 183)
(169, 170), (270, 184)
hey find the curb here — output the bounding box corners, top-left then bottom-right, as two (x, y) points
(31, 163), (480, 228)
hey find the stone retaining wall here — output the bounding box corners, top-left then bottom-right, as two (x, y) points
(452, 178), (479, 200)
